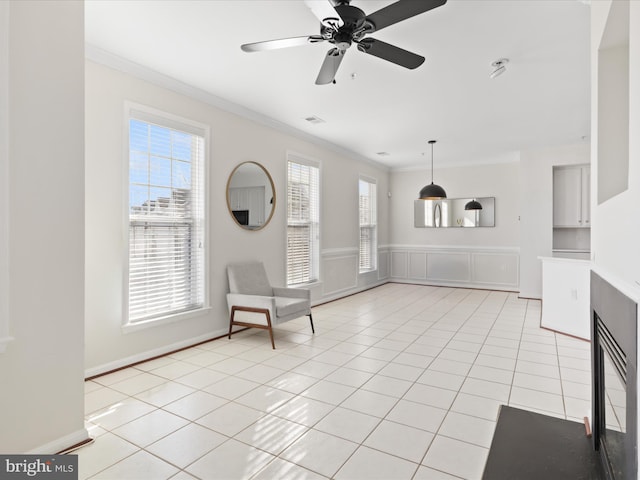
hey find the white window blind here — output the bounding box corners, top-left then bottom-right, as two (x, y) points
(127, 112), (206, 324)
(359, 178), (377, 273)
(287, 158), (320, 286)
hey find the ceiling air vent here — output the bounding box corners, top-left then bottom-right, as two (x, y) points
(304, 116), (325, 125)
(376, 152), (390, 156)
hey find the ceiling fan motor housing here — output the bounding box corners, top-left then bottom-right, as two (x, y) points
(333, 31), (353, 50)
(322, 4), (373, 50)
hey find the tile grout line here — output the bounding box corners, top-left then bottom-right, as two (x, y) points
(412, 289), (514, 472)
(81, 285), (589, 480)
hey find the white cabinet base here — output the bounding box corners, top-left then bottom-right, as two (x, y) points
(540, 257), (591, 340)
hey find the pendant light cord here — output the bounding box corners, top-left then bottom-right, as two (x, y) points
(428, 139), (436, 184)
(430, 141), (434, 184)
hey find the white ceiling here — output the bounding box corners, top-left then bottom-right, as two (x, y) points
(85, 0), (591, 169)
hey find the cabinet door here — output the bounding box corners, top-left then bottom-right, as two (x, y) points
(541, 260), (591, 340)
(581, 166), (590, 226)
(553, 167), (582, 227)
(229, 188), (242, 210)
(247, 186), (265, 226)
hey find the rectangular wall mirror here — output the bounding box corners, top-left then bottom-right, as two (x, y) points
(414, 197), (495, 228)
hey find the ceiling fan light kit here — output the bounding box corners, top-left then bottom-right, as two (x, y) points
(419, 140), (447, 200)
(241, 0), (447, 85)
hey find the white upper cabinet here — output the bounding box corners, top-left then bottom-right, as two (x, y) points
(553, 165), (590, 228)
(229, 186), (265, 227)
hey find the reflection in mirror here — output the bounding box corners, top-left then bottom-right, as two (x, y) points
(414, 197), (495, 227)
(434, 202), (442, 228)
(226, 161), (275, 230)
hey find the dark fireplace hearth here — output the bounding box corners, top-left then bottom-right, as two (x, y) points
(591, 272), (638, 480)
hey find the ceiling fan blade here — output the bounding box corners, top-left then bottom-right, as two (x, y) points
(315, 48), (345, 85)
(241, 35), (324, 53)
(357, 38), (424, 69)
(304, 0), (343, 27)
(366, 0), (447, 33)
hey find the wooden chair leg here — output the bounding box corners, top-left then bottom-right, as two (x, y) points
(227, 306), (276, 349)
(265, 311), (275, 349)
(228, 307), (236, 340)
(308, 313), (315, 334)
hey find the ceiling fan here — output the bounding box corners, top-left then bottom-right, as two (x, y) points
(241, 0), (447, 85)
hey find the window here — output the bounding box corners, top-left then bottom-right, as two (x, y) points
(359, 177), (377, 273)
(287, 156), (320, 286)
(126, 106), (207, 325)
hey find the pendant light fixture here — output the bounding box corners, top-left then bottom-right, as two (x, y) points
(419, 140), (447, 200)
(464, 199), (483, 210)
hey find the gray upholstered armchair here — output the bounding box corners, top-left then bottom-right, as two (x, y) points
(226, 261), (314, 349)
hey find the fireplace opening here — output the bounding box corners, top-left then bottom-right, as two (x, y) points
(595, 315), (628, 477)
(591, 272), (638, 480)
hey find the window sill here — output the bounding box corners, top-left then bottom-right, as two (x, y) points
(122, 306), (211, 334)
(359, 269), (378, 275)
(288, 280), (321, 288)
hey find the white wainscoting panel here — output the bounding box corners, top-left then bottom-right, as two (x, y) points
(378, 248), (390, 281)
(322, 248), (358, 297)
(408, 252), (427, 280)
(472, 252), (519, 287)
(389, 246), (520, 291)
(427, 252), (470, 282)
(391, 251), (408, 279)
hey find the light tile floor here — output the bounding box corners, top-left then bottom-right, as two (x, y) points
(79, 284), (592, 480)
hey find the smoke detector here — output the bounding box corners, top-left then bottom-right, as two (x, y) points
(489, 58), (509, 79)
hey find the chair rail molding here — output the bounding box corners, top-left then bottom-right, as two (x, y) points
(388, 244), (520, 291)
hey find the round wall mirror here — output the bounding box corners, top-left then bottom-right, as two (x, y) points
(226, 161), (275, 230)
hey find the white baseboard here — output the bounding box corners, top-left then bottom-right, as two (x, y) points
(518, 291), (542, 300)
(27, 427), (89, 454)
(85, 329), (227, 378)
(391, 278), (519, 293)
(313, 279), (389, 306)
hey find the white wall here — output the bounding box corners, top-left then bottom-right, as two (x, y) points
(390, 161), (520, 247)
(0, 1), (86, 453)
(518, 143), (590, 298)
(85, 60), (390, 375)
(0, 1), (10, 353)
(387, 160), (521, 291)
(591, 0), (640, 288)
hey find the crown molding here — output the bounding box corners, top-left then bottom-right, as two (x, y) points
(393, 150), (521, 173)
(85, 44), (389, 172)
